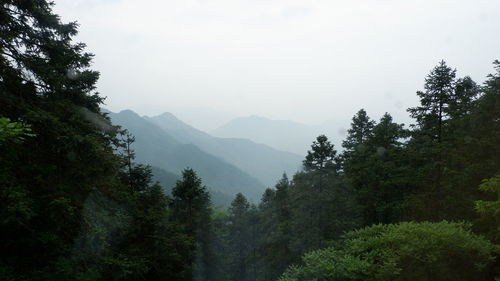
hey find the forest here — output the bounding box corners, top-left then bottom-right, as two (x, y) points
(0, 1), (499, 281)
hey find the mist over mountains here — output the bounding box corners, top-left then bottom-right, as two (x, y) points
(107, 109), (305, 202)
(212, 115), (348, 155)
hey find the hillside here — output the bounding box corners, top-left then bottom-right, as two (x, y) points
(212, 116), (321, 155)
(147, 112), (303, 186)
(108, 110), (266, 201)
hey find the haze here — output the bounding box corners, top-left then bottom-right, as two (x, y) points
(53, 0), (500, 131)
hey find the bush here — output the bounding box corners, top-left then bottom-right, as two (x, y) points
(279, 221), (498, 281)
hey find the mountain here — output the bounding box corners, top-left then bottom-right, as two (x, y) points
(147, 112), (303, 186)
(108, 110), (266, 201)
(211, 115), (350, 155)
(211, 116), (321, 155)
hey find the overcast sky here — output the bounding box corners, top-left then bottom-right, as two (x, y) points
(53, 0), (500, 131)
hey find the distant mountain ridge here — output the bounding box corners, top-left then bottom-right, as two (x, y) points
(147, 113), (303, 186)
(211, 115), (320, 155)
(211, 115), (349, 155)
(108, 109), (266, 201)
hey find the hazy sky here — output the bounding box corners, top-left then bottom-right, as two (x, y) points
(53, 0), (500, 131)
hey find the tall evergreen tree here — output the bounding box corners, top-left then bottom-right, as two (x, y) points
(258, 174), (293, 281)
(408, 60), (456, 143)
(405, 61), (457, 219)
(363, 113), (410, 224)
(449, 76), (480, 119)
(342, 108), (375, 153)
(303, 135), (339, 173)
(0, 1), (123, 279)
(227, 193), (252, 281)
(171, 168), (212, 281)
(404, 61), (498, 221)
(341, 110), (378, 225)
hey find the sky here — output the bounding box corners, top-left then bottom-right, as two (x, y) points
(53, 0), (500, 131)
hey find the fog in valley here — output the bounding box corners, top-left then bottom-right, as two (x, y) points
(1, 1), (499, 281)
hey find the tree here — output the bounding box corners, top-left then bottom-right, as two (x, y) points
(98, 164), (191, 281)
(404, 61), (499, 221)
(368, 113), (406, 149)
(289, 165), (359, 263)
(449, 76), (480, 119)
(474, 175), (500, 243)
(360, 113), (409, 224)
(0, 1), (102, 112)
(405, 61), (458, 220)
(172, 169), (211, 233)
(279, 222), (497, 281)
(0, 1), (122, 279)
(341, 110), (377, 224)
(303, 135), (338, 173)
(0, 117), (34, 144)
(342, 109), (375, 153)
(208, 207), (232, 281)
(171, 168), (212, 281)
(341, 111), (409, 225)
(227, 193), (252, 281)
(408, 60), (456, 143)
(258, 174), (293, 281)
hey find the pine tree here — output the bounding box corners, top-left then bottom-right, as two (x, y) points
(405, 61), (457, 219)
(408, 60), (456, 143)
(0, 1), (122, 279)
(171, 168), (212, 281)
(303, 135), (338, 173)
(258, 174), (293, 281)
(449, 76), (480, 119)
(364, 113), (409, 224)
(342, 109), (375, 153)
(227, 193), (252, 281)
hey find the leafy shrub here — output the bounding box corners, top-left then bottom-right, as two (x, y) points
(279, 221), (498, 281)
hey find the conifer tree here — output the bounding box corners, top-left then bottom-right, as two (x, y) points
(171, 168), (212, 281)
(304, 135), (338, 173)
(227, 193), (252, 281)
(342, 109), (375, 153)
(258, 174), (293, 281)
(0, 1), (122, 279)
(408, 60), (456, 143)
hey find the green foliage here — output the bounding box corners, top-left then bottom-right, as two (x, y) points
(408, 60), (456, 140)
(341, 111), (410, 225)
(1, 0), (499, 279)
(475, 175), (500, 243)
(0, 1), (122, 279)
(226, 193), (254, 281)
(475, 175), (500, 216)
(279, 222), (498, 281)
(303, 135), (339, 172)
(289, 171), (360, 257)
(0, 117), (35, 143)
(403, 60), (500, 221)
(258, 174), (294, 281)
(109, 110), (267, 201)
(172, 168), (211, 234)
(278, 248), (369, 281)
(0, 1), (198, 280)
(342, 108), (375, 152)
(171, 168), (213, 281)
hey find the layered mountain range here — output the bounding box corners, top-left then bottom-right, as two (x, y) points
(212, 115), (347, 155)
(107, 110), (303, 203)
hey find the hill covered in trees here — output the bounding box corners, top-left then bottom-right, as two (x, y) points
(108, 109), (267, 202)
(147, 112), (303, 186)
(0, 1), (499, 281)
